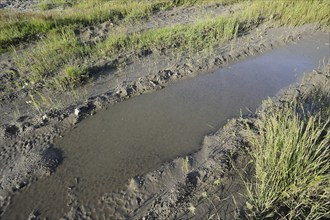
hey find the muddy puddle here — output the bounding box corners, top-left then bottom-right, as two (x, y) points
(3, 33), (329, 219)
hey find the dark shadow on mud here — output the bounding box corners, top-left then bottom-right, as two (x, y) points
(41, 146), (64, 173)
(87, 61), (117, 80)
(87, 48), (153, 82)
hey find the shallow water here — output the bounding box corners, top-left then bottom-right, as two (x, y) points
(3, 33), (329, 219)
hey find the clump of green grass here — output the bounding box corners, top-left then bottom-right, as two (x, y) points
(15, 26), (90, 85)
(243, 101), (330, 219)
(0, 14), (53, 50)
(241, 0), (330, 28)
(99, 15), (239, 56)
(50, 64), (89, 90)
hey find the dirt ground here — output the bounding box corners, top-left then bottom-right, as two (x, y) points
(0, 0), (38, 11)
(0, 1), (329, 219)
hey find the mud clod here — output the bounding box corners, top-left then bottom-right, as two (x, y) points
(41, 147), (63, 172)
(1, 124), (19, 138)
(186, 171), (201, 188)
(74, 103), (96, 118)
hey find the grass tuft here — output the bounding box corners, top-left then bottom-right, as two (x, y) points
(241, 0), (330, 28)
(15, 26), (90, 85)
(243, 101), (330, 219)
(0, 0), (239, 51)
(50, 64), (89, 91)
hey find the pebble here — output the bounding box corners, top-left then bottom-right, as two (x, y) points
(74, 108), (80, 116)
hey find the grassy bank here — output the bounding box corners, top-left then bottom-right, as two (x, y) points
(0, 0), (167, 51)
(11, 0), (328, 91)
(242, 0), (330, 27)
(242, 87), (330, 219)
(0, 0), (240, 52)
(0, 0), (328, 98)
(14, 10), (241, 91)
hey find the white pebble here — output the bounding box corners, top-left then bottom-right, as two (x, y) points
(74, 108), (80, 116)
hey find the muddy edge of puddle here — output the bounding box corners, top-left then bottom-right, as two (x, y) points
(0, 24), (328, 218)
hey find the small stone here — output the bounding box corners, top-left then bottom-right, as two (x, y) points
(42, 114), (48, 121)
(74, 108), (80, 116)
(16, 181), (27, 189)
